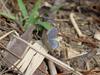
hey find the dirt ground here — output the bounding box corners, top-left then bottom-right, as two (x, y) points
(0, 0), (100, 75)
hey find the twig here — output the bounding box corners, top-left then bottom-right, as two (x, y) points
(13, 34), (83, 75)
(48, 60), (57, 75)
(0, 30), (19, 41)
(70, 13), (85, 37)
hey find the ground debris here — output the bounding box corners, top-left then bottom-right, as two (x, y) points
(0, 0), (100, 75)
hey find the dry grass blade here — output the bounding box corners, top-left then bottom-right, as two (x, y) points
(0, 30), (19, 41)
(48, 60), (57, 75)
(70, 13), (85, 37)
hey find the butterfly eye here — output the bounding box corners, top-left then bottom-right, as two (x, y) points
(47, 28), (59, 49)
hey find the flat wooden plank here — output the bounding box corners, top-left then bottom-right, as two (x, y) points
(25, 41), (47, 75)
(19, 49), (35, 72)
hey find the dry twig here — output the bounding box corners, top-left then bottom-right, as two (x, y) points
(70, 13), (85, 37)
(48, 60), (57, 75)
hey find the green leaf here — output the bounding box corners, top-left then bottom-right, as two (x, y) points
(24, 0), (41, 30)
(17, 0), (28, 18)
(0, 12), (16, 20)
(36, 19), (53, 30)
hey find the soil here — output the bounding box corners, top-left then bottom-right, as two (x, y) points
(0, 0), (100, 75)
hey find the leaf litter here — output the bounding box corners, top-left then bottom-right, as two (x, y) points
(0, 0), (100, 75)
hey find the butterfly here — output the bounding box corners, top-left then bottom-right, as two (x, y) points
(47, 27), (59, 49)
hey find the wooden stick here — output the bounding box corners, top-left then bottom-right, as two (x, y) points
(13, 34), (83, 75)
(70, 13), (85, 37)
(48, 60), (57, 75)
(0, 30), (19, 41)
